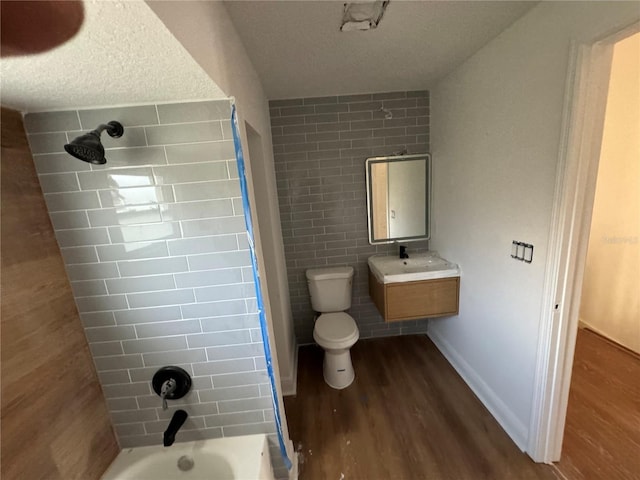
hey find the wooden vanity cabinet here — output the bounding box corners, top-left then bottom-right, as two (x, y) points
(368, 268), (459, 322)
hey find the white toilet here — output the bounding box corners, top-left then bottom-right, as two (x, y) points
(306, 266), (359, 389)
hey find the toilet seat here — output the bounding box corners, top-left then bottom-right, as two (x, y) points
(313, 312), (359, 349)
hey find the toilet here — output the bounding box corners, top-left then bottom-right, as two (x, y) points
(306, 266), (359, 389)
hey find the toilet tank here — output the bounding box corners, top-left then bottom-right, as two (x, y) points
(306, 266), (354, 312)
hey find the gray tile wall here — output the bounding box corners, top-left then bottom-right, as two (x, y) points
(270, 91), (431, 343)
(24, 101), (281, 456)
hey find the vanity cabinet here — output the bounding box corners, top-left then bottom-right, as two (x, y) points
(368, 268), (459, 322)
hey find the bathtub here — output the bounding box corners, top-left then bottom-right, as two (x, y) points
(101, 434), (275, 480)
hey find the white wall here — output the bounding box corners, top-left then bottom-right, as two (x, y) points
(580, 33), (640, 354)
(145, 0), (296, 474)
(429, 1), (640, 452)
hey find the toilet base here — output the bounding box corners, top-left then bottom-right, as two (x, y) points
(322, 348), (355, 389)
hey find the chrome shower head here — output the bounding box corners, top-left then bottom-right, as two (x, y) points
(64, 121), (124, 165)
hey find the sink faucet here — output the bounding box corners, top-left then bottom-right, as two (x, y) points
(164, 409), (188, 447)
(399, 245), (409, 259)
(160, 378), (177, 410)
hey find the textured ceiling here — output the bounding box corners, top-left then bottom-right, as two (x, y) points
(225, 1), (538, 99)
(0, 0), (225, 113)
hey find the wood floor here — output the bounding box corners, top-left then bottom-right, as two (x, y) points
(555, 328), (640, 480)
(284, 335), (558, 479)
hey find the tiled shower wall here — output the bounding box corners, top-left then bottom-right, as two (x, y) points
(270, 91), (431, 343)
(23, 101), (281, 456)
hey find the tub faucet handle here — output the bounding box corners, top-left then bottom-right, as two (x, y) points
(152, 366), (192, 411)
(161, 378), (177, 410)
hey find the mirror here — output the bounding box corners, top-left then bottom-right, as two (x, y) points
(365, 153), (431, 244)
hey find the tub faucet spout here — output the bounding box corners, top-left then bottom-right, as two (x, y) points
(164, 409), (188, 447)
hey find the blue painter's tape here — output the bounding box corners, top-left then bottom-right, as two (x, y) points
(230, 104), (292, 471)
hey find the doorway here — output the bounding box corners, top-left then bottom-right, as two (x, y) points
(528, 22), (640, 466)
(555, 31), (640, 478)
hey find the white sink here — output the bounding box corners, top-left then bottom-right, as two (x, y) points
(368, 251), (460, 284)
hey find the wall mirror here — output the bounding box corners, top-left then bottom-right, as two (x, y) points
(365, 153), (431, 244)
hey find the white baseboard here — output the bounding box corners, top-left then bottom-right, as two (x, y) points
(281, 344), (298, 397)
(428, 328), (529, 451)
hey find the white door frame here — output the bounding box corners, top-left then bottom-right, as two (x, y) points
(528, 22), (640, 463)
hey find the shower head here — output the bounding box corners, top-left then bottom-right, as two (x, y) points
(64, 121), (124, 165)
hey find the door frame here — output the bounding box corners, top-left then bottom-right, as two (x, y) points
(528, 22), (640, 463)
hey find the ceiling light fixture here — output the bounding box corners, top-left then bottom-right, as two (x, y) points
(340, 1), (389, 32)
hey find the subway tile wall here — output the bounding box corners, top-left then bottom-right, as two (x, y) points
(270, 91), (431, 343)
(23, 101), (284, 473)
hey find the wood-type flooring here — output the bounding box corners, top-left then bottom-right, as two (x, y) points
(556, 328), (640, 480)
(284, 335), (560, 479)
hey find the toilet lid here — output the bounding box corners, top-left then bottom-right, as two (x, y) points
(314, 313), (359, 344)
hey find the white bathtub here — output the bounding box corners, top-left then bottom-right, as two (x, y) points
(101, 434), (275, 480)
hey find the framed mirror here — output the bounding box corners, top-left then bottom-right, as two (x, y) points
(365, 153), (431, 244)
